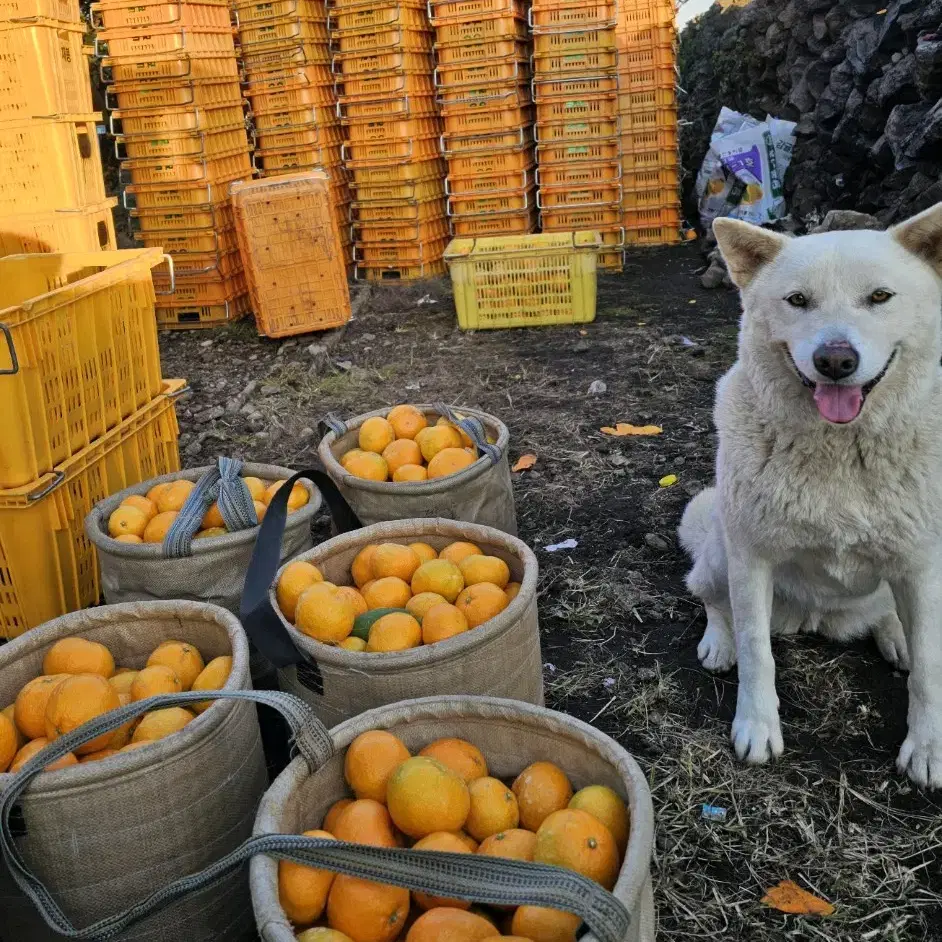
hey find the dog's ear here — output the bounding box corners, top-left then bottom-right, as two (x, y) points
(713, 218), (787, 288)
(891, 202), (942, 276)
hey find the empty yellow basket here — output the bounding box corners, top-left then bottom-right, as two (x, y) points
(445, 230), (601, 330)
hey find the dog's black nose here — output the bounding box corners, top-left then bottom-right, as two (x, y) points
(813, 342), (859, 380)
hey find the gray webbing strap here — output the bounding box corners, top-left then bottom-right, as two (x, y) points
(433, 401), (501, 464)
(163, 458), (258, 557)
(0, 691), (630, 942)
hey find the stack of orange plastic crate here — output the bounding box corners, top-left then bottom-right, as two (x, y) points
(532, 0), (623, 270)
(0, 0), (116, 255)
(94, 0), (253, 328)
(235, 0), (351, 265)
(431, 0), (535, 239)
(617, 0), (680, 247)
(331, 0), (447, 281)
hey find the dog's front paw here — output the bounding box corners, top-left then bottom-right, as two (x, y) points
(697, 618), (737, 672)
(731, 697), (783, 764)
(898, 713), (942, 789)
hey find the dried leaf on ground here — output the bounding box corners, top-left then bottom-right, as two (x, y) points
(513, 454), (537, 472)
(600, 423), (662, 437)
(761, 881), (835, 917)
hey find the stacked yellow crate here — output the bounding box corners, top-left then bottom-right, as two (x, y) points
(0, 0), (116, 254)
(0, 249), (182, 637)
(235, 0), (351, 265)
(332, 0), (447, 281)
(532, 0), (623, 271)
(431, 0), (535, 239)
(94, 0), (253, 328)
(617, 0), (681, 247)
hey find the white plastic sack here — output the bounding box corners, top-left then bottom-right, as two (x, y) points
(696, 106), (797, 227)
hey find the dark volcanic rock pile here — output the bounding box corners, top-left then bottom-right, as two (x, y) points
(679, 0), (942, 229)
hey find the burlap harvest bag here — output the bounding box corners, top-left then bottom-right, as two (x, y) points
(3, 694), (653, 942)
(241, 500), (543, 727)
(0, 601), (267, 942)
(317, 403), (517, 534)
(86, 460), (322, 617)
(251, 695), (656, 942)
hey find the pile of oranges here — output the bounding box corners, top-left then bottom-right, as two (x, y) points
(106, 476), (309, 544)
(276, 540), (521, 653)
(280, 731), (630, 942)
(341, 405), (484, 483)
(0, 636), (231, 774)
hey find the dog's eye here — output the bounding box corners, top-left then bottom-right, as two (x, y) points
(785, 293), (807, 307)
(870, 289), (893, 304)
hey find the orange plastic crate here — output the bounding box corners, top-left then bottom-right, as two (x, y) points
(448, 188), (533, 217)
(330, 3), (429, 32)
(142, 225), (240, 254)
(0, 0), (79, 21)
(535, 94), (617, 123)
(169, 249), (242, 277)
(622, 186), (677, 210)
(531, 49), (617, 74)
(349, 157), (445, 186)
(618, 0), (675, 32)
(445, 143), (533, 177)
(342, 136), (441, 165)
(537, 136), (620, 165)
(251, 102), (338, 129)
(335, 27), (434, 55)
(123, 177), (242, 210)
(529, 0), (616, 32)
(334, 68), (434, 101)
(339, 92), (437, 120)
(434, 57), (527, 89)
(532, 28), (616, 56)
(619, 106), (677, 138)
(442, 124), (531, 155)
(622, 203), (680, 229)
(620, 126), (677, 153)
(119, 148), (252, 185)
(332, 50), (434, 76)
(537, 183), (622, 210)
(448, 208), (536, 237)
(230, 172), (350, 337)
(446, 167), (533, 196)
(622, 164), (679, 193)
(232, 0), (326, 24)
(110, 103), (245, 134)
(155, 292), (252, 328)
(434, 16), (527, 46)
(345, 115), (440, 144)
(353, 217), (448, 244)
(351, 175), (444, 202)
(254, 144), (343, 174)
(434, 37), (525, 64)
(0, 115), (107, 215)
(238, 17), (329, 46)
(350, 197), (447, 225)
(153, 267), (247, 305)
(617, 84), (676, 113)
(536, 116), (619, 142)
(353, 236), (448, 265)
(623, 225), (680, 246)
(354, 258), (447, 281)
(116, 125), (249, 159)
(254, 121), (343, 150)
(96, 26), (235, 58)
(91, 0), (231, 30)
(132, 201), (234, 233)
(241, 40), (330, 72)
(0, 199), (117, 255)
(247, 79), (335, 113)
(443, 105), (532, 135)
(618, 23), (675, 47)
(429, 0), (524, 22)
(532, 73), (618, 100)
(438, 84), (530, 113)
(0, 21), (92, 120)
(536, 161), (620, 187)
(106, 79), (242, 110)
(540, 205), (622, 230)
(618, 43), (675, 73)
(102, 52), (239, 83)
(244, 62), (333, 91)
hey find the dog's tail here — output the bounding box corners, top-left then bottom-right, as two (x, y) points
(677, 487), (716, 558)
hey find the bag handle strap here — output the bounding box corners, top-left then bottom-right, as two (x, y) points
(432, 401), (501, 464)
(0, 691), (631, 942)
(240, 465), (362, 669)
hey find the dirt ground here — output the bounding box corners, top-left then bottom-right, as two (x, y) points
(160, 243), (942, 941)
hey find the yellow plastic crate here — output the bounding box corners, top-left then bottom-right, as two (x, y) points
(0, 198), (117, 256)
(0, 381), (183, 639)
(445, 231), (600, 330)
(0, 249), (166, 489)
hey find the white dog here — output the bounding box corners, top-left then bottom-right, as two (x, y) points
(678, 202), (942, 788)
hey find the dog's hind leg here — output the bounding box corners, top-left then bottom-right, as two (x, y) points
(698, 603), (737, 672)
(872, 613), (910, 670)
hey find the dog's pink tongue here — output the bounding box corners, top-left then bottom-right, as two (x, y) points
(813, 384), (863, 423)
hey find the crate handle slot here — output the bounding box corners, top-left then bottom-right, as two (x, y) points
(0, 322), (19, 376)
(153, 255), (176, 296)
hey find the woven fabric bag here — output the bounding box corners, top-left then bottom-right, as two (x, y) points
(241, 507), (544, 728)
(317, 403), (517, 534)
(85, 461), (322, 617)
(251, 695), (656, 942)
(0, 601), (266, 942)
